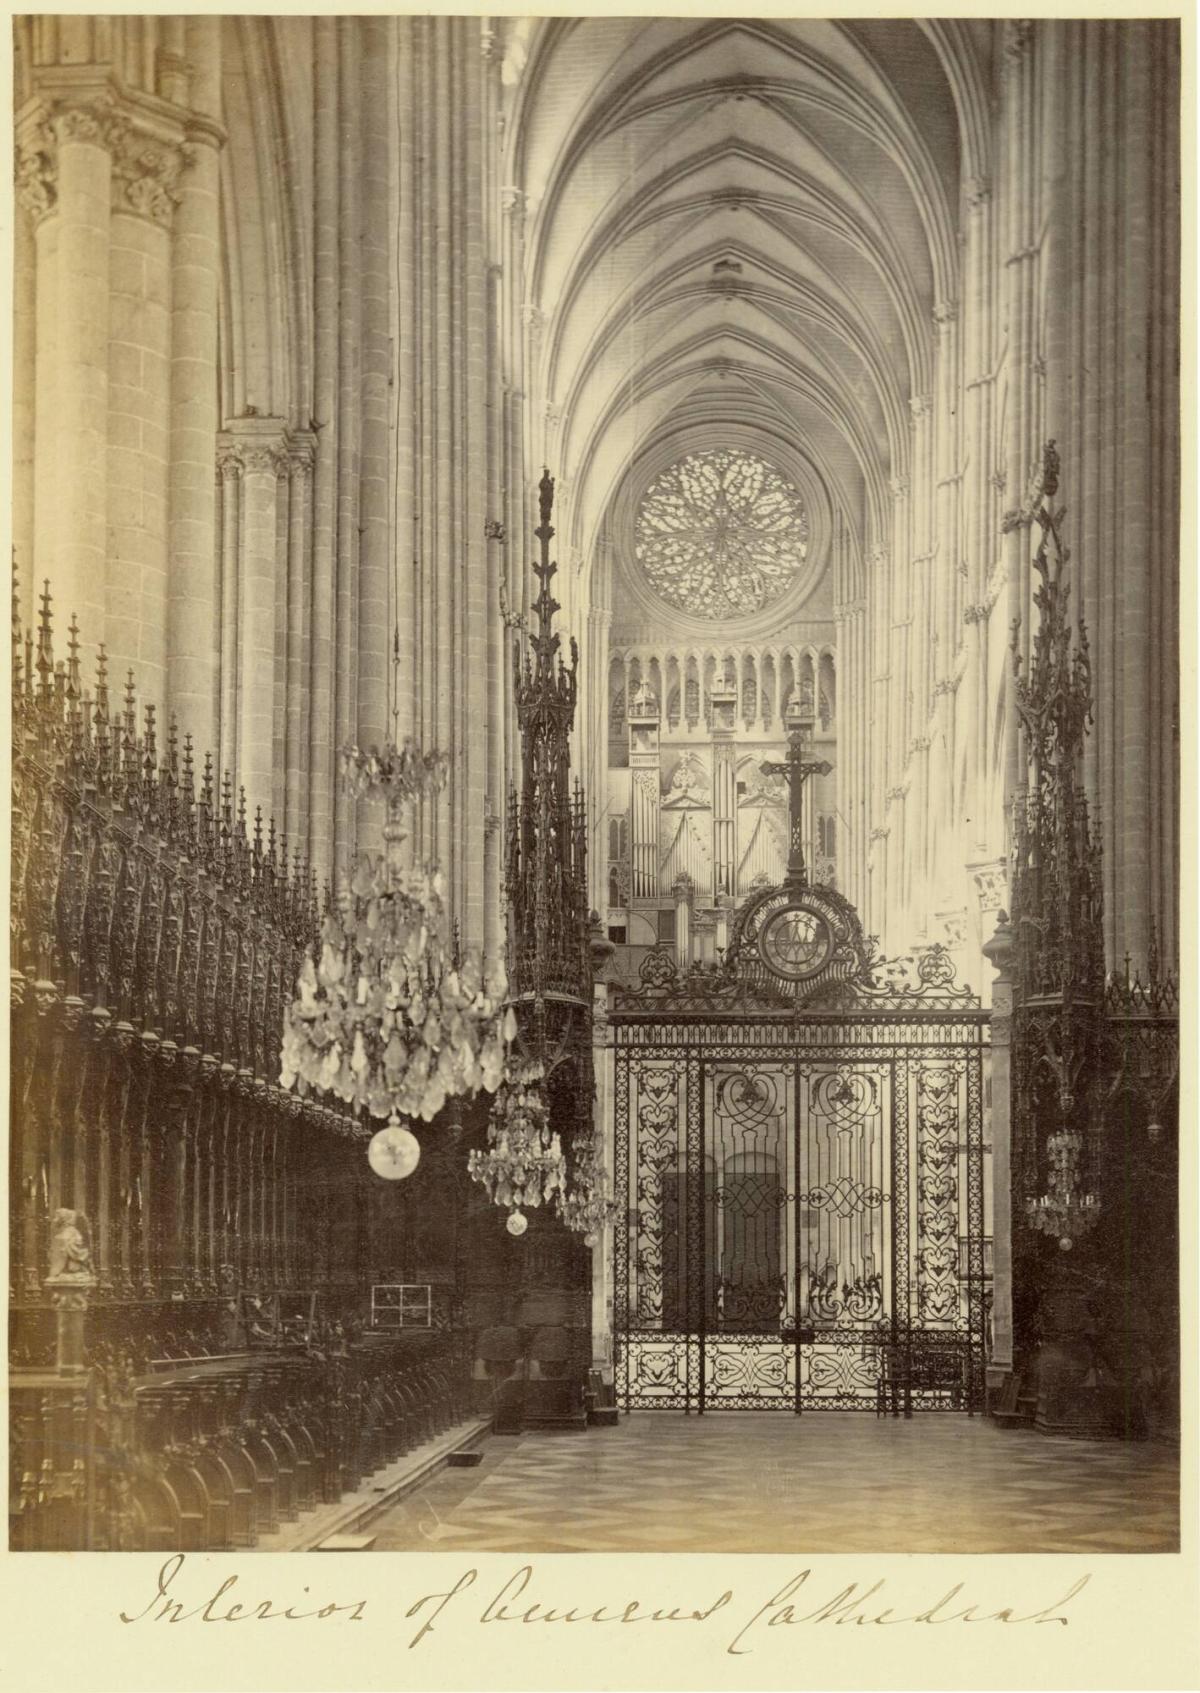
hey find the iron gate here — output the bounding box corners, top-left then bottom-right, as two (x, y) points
(612, 1009), (990, 1412)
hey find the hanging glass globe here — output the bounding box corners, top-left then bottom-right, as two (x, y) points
(506, 1209), (528, 1237)
(367, 1116), (421, 1181)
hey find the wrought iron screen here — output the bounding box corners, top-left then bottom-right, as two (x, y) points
(613, 1011), (989, 1412)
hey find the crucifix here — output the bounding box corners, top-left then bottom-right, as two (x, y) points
(761, 687), (832, 890)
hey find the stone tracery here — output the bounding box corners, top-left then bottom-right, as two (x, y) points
(635, 448), (811, 620)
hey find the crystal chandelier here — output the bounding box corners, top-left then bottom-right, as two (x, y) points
(557, 1123), (614, 1244)
(280, 737), (515, 1135)
(468, 1059), (566, 1235)
(1025, 1128), (1099, 1250)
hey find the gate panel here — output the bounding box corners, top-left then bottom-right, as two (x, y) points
(613, 1013), (989, 1413)
(704, 1061), (794, 1407)
(615, 1053), (699, 1409)
(797, 1061), (892, 1409)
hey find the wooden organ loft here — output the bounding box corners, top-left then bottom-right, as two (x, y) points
(8, 543), (597, 1552)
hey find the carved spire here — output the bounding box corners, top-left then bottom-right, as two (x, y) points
(505, 470), (589, 1004)
(513, 467), (579, 717)
(1008, 440), (1103, 1007)
(36, 579), (54, 701)
(65, 615), (82, 733)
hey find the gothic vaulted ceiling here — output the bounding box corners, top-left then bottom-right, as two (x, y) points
(503, 18), (987, 623)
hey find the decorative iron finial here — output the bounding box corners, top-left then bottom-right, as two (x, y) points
(513, 467), (579, 729)
(505, 470), (590, 1007)
(1010, 439), (1093, 788)
(1009, 442), (1106, 1247)
(530, 468), (563, 676)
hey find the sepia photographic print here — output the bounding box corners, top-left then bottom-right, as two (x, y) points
(4, 7), (1195, 1691)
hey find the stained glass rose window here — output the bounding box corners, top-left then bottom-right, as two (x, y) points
(634, 448), (810, 619)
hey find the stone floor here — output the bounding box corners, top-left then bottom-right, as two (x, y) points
(368, 1413), (1179, 1555)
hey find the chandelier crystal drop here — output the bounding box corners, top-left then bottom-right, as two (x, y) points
(1024, 1128), (1099, 1251)
(468, 1060), (566, 1217)
(280, 740), (515, 1125)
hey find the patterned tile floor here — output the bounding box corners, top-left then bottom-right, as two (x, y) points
(369, 1414), (1179, 1554)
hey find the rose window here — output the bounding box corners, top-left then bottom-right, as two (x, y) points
(634, 448), (810, 619)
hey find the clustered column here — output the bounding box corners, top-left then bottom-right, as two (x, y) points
(15, 42), (211, 714)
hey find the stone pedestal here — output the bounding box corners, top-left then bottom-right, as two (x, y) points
(44, 1274), (98, 1375)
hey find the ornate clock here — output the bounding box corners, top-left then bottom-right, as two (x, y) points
(728, 879), (874, 1006)
(758, 902), (834, 982)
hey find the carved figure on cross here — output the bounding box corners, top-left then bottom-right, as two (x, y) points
(761, 687), (832, 888)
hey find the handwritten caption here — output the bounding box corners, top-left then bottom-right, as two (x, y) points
(120, 1554), (1092, 1657)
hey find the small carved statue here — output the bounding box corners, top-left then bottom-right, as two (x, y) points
(47, 1209), (93, 1280)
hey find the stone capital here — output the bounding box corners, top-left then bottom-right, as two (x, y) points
(909, 393), (932, 421)
(15, 120), (57, 223)
(219, 417), (292, 480)
(522, 302), (546, 337)
(216, 442), (244, 481)
(501, 185), (527, 220)
(112, 130), (192, 225)
(18, 89), (195, 227)
(288, 431), (318, 480)
(52, 96), (130, 153)
(888, 474), (910, 501)
(970, 857), (1009, 917)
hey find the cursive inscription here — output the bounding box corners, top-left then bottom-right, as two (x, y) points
(119, 1554), (366, 1624)
(723, 1570), (1092, 1655)
(118, 1555), (1092, 1658)
(400, 1564), (1090, 1656)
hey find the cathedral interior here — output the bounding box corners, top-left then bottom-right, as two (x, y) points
(9, 16), (1182, 1555)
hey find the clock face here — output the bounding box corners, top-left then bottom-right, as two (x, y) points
(759, 904), (832, 981)
(367, 1122), (421, 1181)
